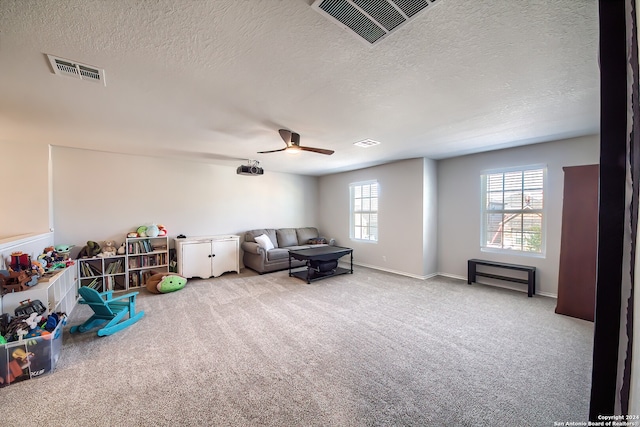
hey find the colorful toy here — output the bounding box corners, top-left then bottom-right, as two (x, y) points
(44, 312), (66, 331)
(157, 224), (167, 237)
(0, 270), (32, 293)
(145, 272), (187, 294)
(54, 244), (74, 260)
(24, 313), (44, 338)
(70, 287), (144, 336)
(31, 260), (45, 276)
(10, 252), (31, 271)
(38, 246), (70, 270)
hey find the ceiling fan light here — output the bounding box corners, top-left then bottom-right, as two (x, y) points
(286, 146), (301, 154)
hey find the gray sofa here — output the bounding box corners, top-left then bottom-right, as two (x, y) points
(241, 227), (327, 274)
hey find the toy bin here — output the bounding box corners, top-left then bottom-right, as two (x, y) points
(0, 320), (64, 387)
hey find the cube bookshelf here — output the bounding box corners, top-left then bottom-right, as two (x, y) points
(76, 236), (168, 292)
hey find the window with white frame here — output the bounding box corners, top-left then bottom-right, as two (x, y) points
(481, 166), (545, 255)
(350, 181), (378, 242)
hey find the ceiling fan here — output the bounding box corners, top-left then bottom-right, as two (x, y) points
(257, 129), (334, 155)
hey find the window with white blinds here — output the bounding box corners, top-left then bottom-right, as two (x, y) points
(481, 167), (545, 255)
(350, 181), (379, 242)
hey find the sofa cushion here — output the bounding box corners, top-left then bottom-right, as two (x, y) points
(296, 227), (319, 245)
(276, 228), (298, 248)
(266, 248), (290, 261)
(286, 245), (312, 251)
(254, 234), (274, 251)
(245, 229), (278, 248)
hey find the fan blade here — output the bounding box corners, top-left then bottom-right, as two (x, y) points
(257, 148), (287, 154)
(299, 146), (334, 155)
(278, 129), (292, 146)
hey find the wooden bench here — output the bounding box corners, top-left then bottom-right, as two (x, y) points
(467, 259), (536, 297)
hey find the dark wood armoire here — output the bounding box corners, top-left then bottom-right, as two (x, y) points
(555, 164), (599, 321)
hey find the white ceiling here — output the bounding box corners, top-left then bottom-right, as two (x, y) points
(0, 0), (599, 176)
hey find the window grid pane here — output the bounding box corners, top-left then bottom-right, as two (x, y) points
(481, 169), (544, 254)
(351, 182), (379, 242)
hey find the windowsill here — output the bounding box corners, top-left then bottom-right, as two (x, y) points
(481, 247), (546, 259)
(350, 238), (378, 244)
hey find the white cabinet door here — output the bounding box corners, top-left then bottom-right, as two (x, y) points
(212, 239), (239, 277)
(181, 241), (214, 279)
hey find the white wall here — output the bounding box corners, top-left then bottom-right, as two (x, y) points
(437, 135), (600, 297)
(318, 158), (437, 278)
(51, 146), (319, 254)
(423, 158), (438, 275)
(0, 141), (50, 238)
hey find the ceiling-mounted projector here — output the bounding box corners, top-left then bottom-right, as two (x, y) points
(237, 160), (263, 176)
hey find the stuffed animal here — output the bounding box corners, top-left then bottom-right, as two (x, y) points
(77, 241), (101, 258)
(117, 243), (126, 255)
(146, 224), (159, 237)
(99, 241), (117, 257)
(145, 272), (187, 294)
(136, 226), (147, 237)
(54, 244), (74, 260)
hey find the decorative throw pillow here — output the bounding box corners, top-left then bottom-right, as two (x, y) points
(255, 234), (274, 251)
(308, 237), (328, 245)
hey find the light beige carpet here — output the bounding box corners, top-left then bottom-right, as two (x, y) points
(0, 267), (593, 426)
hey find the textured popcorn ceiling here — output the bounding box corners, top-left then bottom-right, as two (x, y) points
(0, 0), (599, 176)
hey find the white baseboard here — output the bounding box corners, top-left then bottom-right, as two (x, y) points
(336, 265), (558, 298)
(342, 261), (435, 280)
(437, 272), (466, 281)
(436, 272), (557, 298)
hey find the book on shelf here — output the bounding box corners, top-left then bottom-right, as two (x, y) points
(80, 261), (102, 278)
(105, 259), (123, 274)
(85, 277), (101, 290)
(130, 272), (140, 288)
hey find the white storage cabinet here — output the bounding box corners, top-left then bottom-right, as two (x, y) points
(175, 235), (240, 279)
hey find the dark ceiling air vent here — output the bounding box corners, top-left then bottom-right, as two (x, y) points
(46, 54), (106, 86)
(311, 0), (439, 45)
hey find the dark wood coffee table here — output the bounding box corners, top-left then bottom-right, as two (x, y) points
(288, 246), (353, 283)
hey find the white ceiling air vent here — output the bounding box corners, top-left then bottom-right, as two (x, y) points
(311, 0), (440, 45)
(46, 54), (106, 86)
(354, 139), (381, 148)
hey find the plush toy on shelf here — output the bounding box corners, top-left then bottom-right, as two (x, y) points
(145, 224), (159, 237)
(128, 224), (167, 240)
(77, 241), (101, 258)
(136, 226), (148, 237)
(99, 241), (117, 257)
(117, 243), (126, 255)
